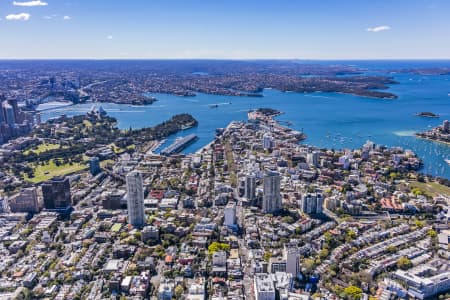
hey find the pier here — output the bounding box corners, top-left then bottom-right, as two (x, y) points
(160, 134), (199, 155)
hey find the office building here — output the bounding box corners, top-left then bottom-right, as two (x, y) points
(262, 133), (275, 150)
(306, 151), (320, 167)
(268, 246), (300, 277)
(89, 157), (101, 176)
(262, 171), (281, 213)
(3, 102), (15, 125)
(269, 257), (286, 273)
(42, 177), (71, 211)
(443, 120), (450, 133)
(300, 193), (323, 214)
(0, 196), (5, 213)
(101, 190), (125, 210)
(142, 225), (159, 242)
(0, 101), (5, 124)
(8, 187), (39, 213)
(284, 246), (300, 277)
(244, 173), (256, 201)
(126, 171), (145, 228)
(438, 230), (450, 258)
(254, 273), (276, 300)
(224, 202), (236, 226)
(0, 96), (38, 144)
(393, 259), (450, 299)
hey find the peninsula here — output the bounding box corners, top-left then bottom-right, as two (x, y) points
(0, 61), (398, 108)
(2, 107), (449, 300)
(416, 119), (450, 145)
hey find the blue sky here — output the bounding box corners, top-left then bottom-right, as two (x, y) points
(0, 0), (449, 59)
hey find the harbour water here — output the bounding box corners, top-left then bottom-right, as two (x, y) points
(41, 61), (450, 179)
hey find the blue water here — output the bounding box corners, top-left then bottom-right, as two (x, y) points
(41, 61), (450, 179)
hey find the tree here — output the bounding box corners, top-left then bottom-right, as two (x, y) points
(263, 251), (272, 262)
(208, 242), (230, 254)
(415, 220), (425, 228)
(343, 285), (362, 300)
(427, 229), (437, 238)
(302, 258), (316, 274)
(397, 256), (412, 270)
(133, 231), (142, 241)
(282, 216), (295, 224)
(175, 285), (184, 299)
(319, 249), (329, 259)
(386, 245), (397, 254)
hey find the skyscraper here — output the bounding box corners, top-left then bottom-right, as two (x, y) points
(224, 202), (236, 226)
(8, 99), (21, 124)
(284, 245), (301, 277)
(262, 171), (281, 213)
(262, 133), (275, 150)
(0, 196), (5, 213)
(443, 120), (450, 133)
(42, 177), (71, 211)
(300, 193), (323, 214)
(244, 173), (256, 201)
(306, 151), (320, 167)
(0, 99), (5, 124)
(126, 171), (145, 228)
(89, 157), (101, 176)
(3, 102), (15, 125)
(8, 187), (39, 213)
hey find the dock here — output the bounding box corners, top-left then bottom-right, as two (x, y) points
(160, 134), (199, 156)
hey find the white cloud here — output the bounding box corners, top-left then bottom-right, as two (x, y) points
(63, 15), (71, 20)
(13, 0), (47, 7)
(367, 25), (391, 32)
(5, 13), (31, 21)
(107, 35), (113, 40)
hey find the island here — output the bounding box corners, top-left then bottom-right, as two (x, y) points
(416, 111), (440, 118)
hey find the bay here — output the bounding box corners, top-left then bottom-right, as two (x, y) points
(40, 61), (450, 179)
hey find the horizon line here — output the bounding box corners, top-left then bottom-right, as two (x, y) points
(1, 57), (450, 61)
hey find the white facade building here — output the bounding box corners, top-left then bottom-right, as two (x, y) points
(300, 193), (323, 214)
(244, 173), (257, 201)
(262, 171), (281, 213)
(224, 202), (236, 226)
(126, 171), (145, 228)
(254, 273), (276, 300)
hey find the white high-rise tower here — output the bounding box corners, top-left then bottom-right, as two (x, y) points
(126, 171), (145, 228)
(244, 173), (256, 201)
(262, 171), (281, 213)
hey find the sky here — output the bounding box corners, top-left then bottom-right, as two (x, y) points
(0, 0), (449, 59)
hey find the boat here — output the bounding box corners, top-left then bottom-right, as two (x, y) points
(181, 123), (195, 130)
(445, 159), (450, 166)
(209, 104), (219, 108)
(160, 134), (199, 155)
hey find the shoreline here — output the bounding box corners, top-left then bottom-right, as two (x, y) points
(415, 135), (450, 146)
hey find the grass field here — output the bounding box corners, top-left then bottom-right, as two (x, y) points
(108, 143), (135, 154)
(100, 159), (115, 168)
(410, 180), (450, 197)
(111, 224), (122, 232)
(23, 143), (64, 155)
(83, 120), (93, 128)
(24, 159), (88, 183)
